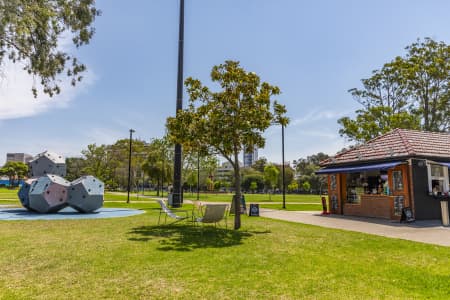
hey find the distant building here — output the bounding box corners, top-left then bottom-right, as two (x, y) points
(216, 161), (243, 182)
(6, 153), (33, 164)
(243, 148), (258, 168)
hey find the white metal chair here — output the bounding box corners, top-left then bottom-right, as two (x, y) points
(191, 200), (204, 222)
(194, 204), (228, 228)
(156, 199), (189, 225)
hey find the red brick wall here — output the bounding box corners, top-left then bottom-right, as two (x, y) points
(343, 195), (392, 219)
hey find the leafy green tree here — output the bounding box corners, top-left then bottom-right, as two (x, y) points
(302, 181), (311, 193)
(0, 161), (28, 187)
(167, 60), (288, 229)
(275, 163), (294, 191)
(142, 137), (173, 196)
(338, 106), (420, 142)
(80, 144), (108, 180)
(242, 173), (265, 192)
(294, 153), (329, 194)
(400, 38), (450, 131)
(65, 157), (87, 181)
(264, 164), (279, 200)
(213, 180), (222, 191)
(79, 138), (148, 191)
(0, 0), (100, 97)
(252, 157), (267, 173)
(249, 181), (258, 193)
(339, 38), (449, 142)
(287, 181), (298, 193)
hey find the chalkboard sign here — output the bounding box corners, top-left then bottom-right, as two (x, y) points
(400, 207), (415, 223)
(249, 204), (260, 217)
(394, 196), (404, 216)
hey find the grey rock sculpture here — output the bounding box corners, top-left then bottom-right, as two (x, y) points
(68, 175), (104, 213)
(28, 151), (67, 177)
(28, 174), (70, 213)
(18, 178), (37, 211)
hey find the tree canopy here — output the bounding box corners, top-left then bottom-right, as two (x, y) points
(0, 0), (100, 97)
(293, 152), (329, 194)
(0, 161), (28, 187)
(166, 60), (288, 229)
(339, 38), (449, 142)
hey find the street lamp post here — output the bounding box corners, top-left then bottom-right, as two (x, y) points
(127, 129), (135, 203)
(281, 124), (286, 209)
(172, 0), (184, 208)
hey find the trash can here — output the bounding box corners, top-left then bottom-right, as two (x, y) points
(167, 193), (173, 206)
(440, 200), (449, 226)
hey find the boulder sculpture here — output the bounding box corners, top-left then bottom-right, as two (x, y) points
(28, 151), (66, 177)
(68, 175), (104, 213)
(28, 174), (70, 213)
(18, 151), (104, 213)
(18, 178), (37, 211)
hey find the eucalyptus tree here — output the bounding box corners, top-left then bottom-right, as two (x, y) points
(400, 38), (450, 131)
(167, 60), (288, 229)
(0, 0), (100, 97)
(339, 38), (449, 142)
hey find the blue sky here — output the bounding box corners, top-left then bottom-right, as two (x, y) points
(1, 0), (450, 166)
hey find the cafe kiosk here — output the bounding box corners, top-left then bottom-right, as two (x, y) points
(317, 129), (450, 220)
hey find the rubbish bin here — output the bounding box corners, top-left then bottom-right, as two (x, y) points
(168, 193), (173, 206)
(440, 200), (449, 226)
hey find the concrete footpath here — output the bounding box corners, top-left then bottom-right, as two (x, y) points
(259, 209), (450, 247)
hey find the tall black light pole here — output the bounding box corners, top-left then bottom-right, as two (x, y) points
(172, 0), (184, 207)
(127, 129), (135, 203)
(281, 124), (286, 209)
(197, 152), (200, 200)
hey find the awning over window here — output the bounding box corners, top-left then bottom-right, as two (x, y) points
(438, 162), (450, 168)
(315, 161), (403, 175)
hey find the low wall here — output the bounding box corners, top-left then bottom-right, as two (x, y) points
(343, 195), (393, 219)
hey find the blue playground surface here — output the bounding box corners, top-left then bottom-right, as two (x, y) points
(0, 207), (145, 221)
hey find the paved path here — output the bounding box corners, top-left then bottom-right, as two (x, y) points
(260, 209), (450, 247)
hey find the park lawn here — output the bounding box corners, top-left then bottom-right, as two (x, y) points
(106, 190), (322, 204)
(1, 188), (323, 204)
(0, 187), (18, 201)
(2, 188), (323, 212)
(259, 203), (323, 211)
(183, 192), (322, 203)
(1, 205), (450, 299)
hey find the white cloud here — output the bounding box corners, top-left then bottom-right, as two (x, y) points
(291, 109), (351, 126)
(84, 127), (127, 145)
(0, 61), (95, 120)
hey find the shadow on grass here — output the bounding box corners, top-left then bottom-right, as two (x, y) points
(128, 224), (270, 251)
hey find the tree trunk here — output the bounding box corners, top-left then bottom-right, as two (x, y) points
(233, 151), (241, 230)
(157, 177), (160, 196)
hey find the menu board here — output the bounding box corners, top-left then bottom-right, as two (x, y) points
(330, 175), (337, 190)
(331, 194), (338, 211)
(394, 196), (404, 216)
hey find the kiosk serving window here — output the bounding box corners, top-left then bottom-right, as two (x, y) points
(392, 170), (403, 191)
(428, 163), (449, 194)
(345, 170), (390, 203)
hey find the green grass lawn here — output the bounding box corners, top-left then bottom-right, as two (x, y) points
(0, 188), (323, 212)
(105, 190), (323, 204)
(1, 200), (450, 299)
(0, 187), (18, 201)
(259, 203), (323, 211)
